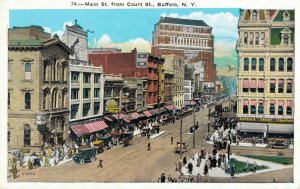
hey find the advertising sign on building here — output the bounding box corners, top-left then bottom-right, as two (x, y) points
(105, 99), (119, 113)
(184, 80), (192, 86)
(136, 53), (148, 67)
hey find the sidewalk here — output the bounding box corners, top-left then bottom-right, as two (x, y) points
(181, 152), (292, 178)
(150, 131), (166, 139)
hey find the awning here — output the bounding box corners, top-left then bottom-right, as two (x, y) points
(104, 116), (113, 122)
(123, 118), (131, 123)
(129, 112), (140, 119)
(278, 101), (284, 106)
(160, 107), (167, 113)
(268, 124), (294, 134)
(238, 122), (267, 133)
(287, 100), (293, 107)
(250, 80), (257, 88)
(143, 111), (152, 117)
(149, 109), (159, 115)
(84, 121), (109, 133)
(258, 80), (264, 88)
(112, 113), (126, 120)
(70, 124), (89, 137)
(243, 79), (249, 88)
(165, 104), (176, 111)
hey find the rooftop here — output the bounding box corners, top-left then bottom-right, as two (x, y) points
(9, 39), (43, 46)
(158, 17), (209, 27)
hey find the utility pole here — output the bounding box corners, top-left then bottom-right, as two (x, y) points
(180, 118), (183, 159)
(193, 111), (196, 149)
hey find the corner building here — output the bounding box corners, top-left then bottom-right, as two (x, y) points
(236, 10), (294, 136)
(152, 17), (216, 93)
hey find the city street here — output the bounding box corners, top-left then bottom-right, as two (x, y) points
(9, 105), (293, 183)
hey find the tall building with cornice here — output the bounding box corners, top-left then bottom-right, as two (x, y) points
(8, 26), (71, 150)
(151, 17), (216, 96)
(236, 10), (294, 136)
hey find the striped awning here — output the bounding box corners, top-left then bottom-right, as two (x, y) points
(123, 118), (131, 123)
(112, 113), (126, 120)
(268, 124), (293, 134)
(237, 122), (267, 133)
(129, 112), (140, 119)
(143, 111), (152, 117)
(149, 109), (159, 115)
(70, 124), (89, 137)
(165, 104), (176, 111)
(160, 107), (167, 113)
(104, 116), (113, 122)
(84, 121), (109, 133)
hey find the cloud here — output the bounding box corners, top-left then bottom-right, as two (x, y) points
(91, 34), (151, 52)
(214, 39), (237, 58)
(42, 20), (73, 38)
(160, 11), (239, 39)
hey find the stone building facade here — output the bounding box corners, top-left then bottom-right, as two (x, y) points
(236, 10), (294, 135)
(162, 54), (184, 108)
(151, 17), (216, 93)
(8, 26), (71, 149)
(61, 21), (104, 125)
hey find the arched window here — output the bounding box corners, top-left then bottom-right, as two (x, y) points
(251, 58), (256, 71)
(255, 32), (259, 45)
(244, 32), (248, 44)
(258, 101), (264, 114)
(250, 79), (256, 93)
(244, 58), (249, 71)
(258, 79), (264, 93)
(287, 79), (293, 93)
(278, 79), (284, 93)
(52, 59), (56, 81)
(270, 58), (275, 71)
(25, 92), (31, 109)
(259, 58), (264, 71)
(43, 60), (48, 81)
(261, 32), (265, 45)
(243, 100), (249, 114)
(278, 58), (284, 71)
(242, 79), (249, 92)
(8, 92), (10, 109)
(52, 90), (57, 109)
(269, 101), (275, 115)
(278, 101), (284, 115)
(270, 79), (276, 93)
(250, 100), (256, 114)
(24, 124), (31, 146)
(252, 10), (258, 20)
(287, 58), (293, 72)
(286, 101), (293, 115)
(249, 32), (254, 45)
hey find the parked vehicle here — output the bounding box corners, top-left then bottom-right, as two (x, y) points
(266, 139), (289, 149)
(174, 142), (188, 153)
(122, 132), (133, 147)
(93, 140), (105, 154)
(73, 147), (96, 165)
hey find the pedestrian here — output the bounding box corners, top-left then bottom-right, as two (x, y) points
(171, 136), (173, 145)
(183, 156), (187, 165)
(45, 156), (49, 167)
(196, 173), (201, 183)
(188, 161), (193, 174)
(147, 142), (151, 151)
(253, 161), (257, 173)
(178, 159), (182, 174)
(243, 161), (249, 172)
(11, 165), (17, 179)
(196, 155), (201, 167)
(160, 173), (166, 183)
(97, 159), (103, 168)
(204, 164), (208, 175)
(217, 157), (222, 167)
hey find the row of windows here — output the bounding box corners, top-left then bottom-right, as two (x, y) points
(43, 60), (68, 82)
(71, 72), (101, 84)
(70, 102), (100, 119)
(242, 79), (293, 93)
(71, 88), (101, 100)
(243, 57), (293, 72)
(243, 31), (265, 46)
(243, 105), (293, 115)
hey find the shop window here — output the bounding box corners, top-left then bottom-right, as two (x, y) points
(25, 92), (31, 109)
(24, 124), (31, 146)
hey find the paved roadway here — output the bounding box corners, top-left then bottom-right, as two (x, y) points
(9, 105), (293, 183)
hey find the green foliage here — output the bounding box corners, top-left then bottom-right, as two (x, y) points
(229, 158), (267, 174)
(241, 155), (293, 165)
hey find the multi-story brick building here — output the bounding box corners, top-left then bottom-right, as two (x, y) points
(8, 26), (71, 149)
(236, 9), (294, 136)
(62, 21), (104, 126)
(152, 17), (216, 94)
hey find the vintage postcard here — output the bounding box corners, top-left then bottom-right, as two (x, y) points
(0, 0), (299, 189)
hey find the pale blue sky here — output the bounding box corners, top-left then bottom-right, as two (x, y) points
(10, 9), (240, 76)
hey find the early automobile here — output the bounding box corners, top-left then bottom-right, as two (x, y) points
(122, 132), (133, 147)
(93, 140), (105, 154)
(73, 147), (96, 165)
(266, 139), (289, 149)
(174, 142), (188, 153)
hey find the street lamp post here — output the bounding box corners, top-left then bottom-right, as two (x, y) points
(193, 110), (196, 149)
(208, 108), (211, 133)
(180, 118), (183, 159)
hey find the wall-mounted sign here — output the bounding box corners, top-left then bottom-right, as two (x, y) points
(237, 117), (294, 124)
(105, 99), (119, 113)
(137, 53), (148, 67)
